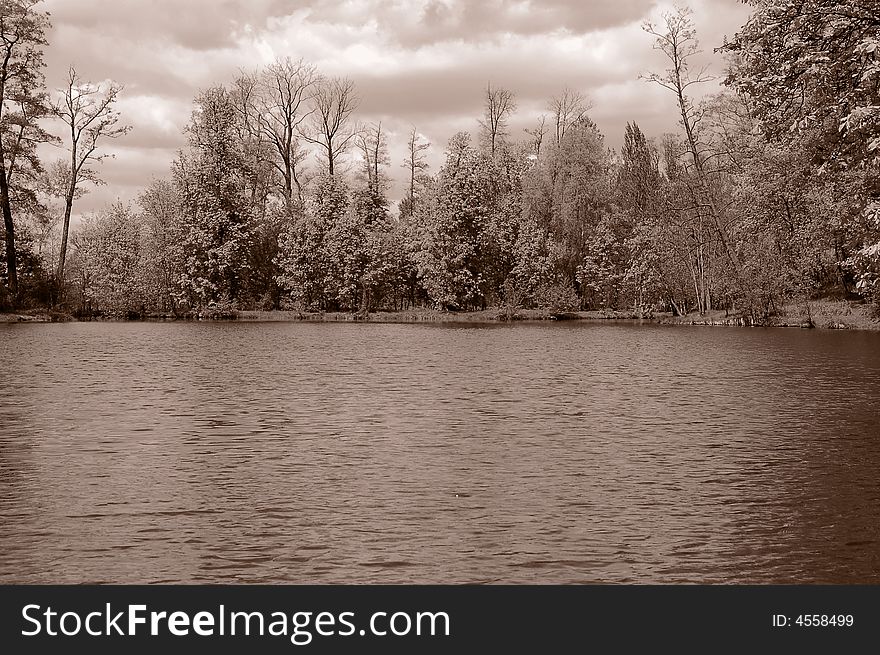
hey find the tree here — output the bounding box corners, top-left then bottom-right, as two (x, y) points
(400, 126), (429, 218)
(726, 0), (880, 167)
(643, 5), (752, 314)
(229, 71), (294, 309)
(53, 66), (129, 293)
(416, 132), (494, 309)
(726, 0), (880, 303)
(523, 114), (611, 302)
(303, 76), (358, 176)
(355, 120), (390, 224)
(138, 178), (183, 313)
(548, 88), (590, 146)
(256, 57), (319, 208)
(70, 202), (143, 316)
(0, 0), (52, 299)
(618, 122), (664, 314)
(173, 86), (253, 308)
(479, 83), (516, 156)
(524, 115), (547, 157)
(276, 173), (349, 310)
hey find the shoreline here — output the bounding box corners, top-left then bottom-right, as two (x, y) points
(3, 301), (878, 330)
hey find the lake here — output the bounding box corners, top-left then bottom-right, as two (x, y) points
(1, 321), (879, 583)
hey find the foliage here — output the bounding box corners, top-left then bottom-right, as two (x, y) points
(0, 0), (54, 300)
(173, 87), (254, 308)
(70, 203), (144, 316)
(726, 0), (880, 304)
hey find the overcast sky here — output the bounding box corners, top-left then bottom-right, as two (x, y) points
(40, 0), (751, 214)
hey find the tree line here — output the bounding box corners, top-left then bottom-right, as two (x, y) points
(1, 0), (878, 321)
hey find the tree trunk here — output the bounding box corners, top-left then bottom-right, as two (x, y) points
(0, 144), (17, 299)
(327, 136), (334, 177)
(672, 59), (754, 315)
(56, 185), (76, 299)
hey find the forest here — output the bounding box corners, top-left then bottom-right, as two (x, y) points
(1, 0), (879, 323)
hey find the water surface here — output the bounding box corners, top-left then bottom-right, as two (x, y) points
(1, 322), (879, 583)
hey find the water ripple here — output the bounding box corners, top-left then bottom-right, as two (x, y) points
(0, 322), (879, 583)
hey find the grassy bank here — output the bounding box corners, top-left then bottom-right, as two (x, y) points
(0, 310), (73, 323)
(3, 300), (878, 330)
(232, 300), (880, 330)
(659, 300), (880, 331)
(233, 308), (656, 323)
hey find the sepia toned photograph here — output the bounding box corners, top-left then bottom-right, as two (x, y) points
(1, 0), (879, 591)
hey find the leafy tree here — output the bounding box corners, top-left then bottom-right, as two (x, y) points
(525, 115), (611, 303)
(70, 202), (143, 316)
(416, 133), (496, 309)
(173, 86), (253, 308)
(617, 122), (664, 313)
(0, 0), (52, 299)
(276, 173), (348, 310)
(138, 178), (184, 313)
(726, 0), (880, 303)
(727, 0), (880, 166)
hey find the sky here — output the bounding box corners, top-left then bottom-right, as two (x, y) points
(39, 0), (752, 215)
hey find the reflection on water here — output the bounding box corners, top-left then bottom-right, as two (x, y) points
(1, 321), (879, 583)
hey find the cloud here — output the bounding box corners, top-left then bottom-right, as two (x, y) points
(43, 0), (296, 50)
(294, 0), (658, 48)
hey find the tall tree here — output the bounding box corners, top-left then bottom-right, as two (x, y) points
(400, 126), (429, 218)
(618, 122), (663, 314)
(548, 88), (590, 146)
(355, 121), (390, 225)
(643, 6), (752, 314)
(256, 57), (319, 208)
(173, 86), (252, 307)
(479, 83), (516, 156)
(0, 0), (52, 299)
(416, 132), (495, 309)
(138, 178), (183, 313)
(53, 67), (129, 291)
(303, 76), (358, 176)
(726, 0), (880, 302)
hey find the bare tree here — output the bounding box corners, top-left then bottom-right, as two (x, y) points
(642, 5), (752, 313)
(356, 121), (389, 196)
(302, 76), (358, 176)
(54, 66), (130, 289)
(0, 0), (53, 298)
(230, 72), (277, 223)
(524, 115), (547, 157)
(642, 6), (716, 175)
(256, 58), (319, 208)
(548, 88), (590, 145)
(479, 83), (516, 156)
(402, 126), (429, 211)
